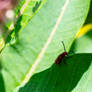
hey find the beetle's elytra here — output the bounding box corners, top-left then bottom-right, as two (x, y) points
(55, 41), (68, 64)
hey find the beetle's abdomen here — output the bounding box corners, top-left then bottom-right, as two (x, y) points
(55, 52), (67, 64)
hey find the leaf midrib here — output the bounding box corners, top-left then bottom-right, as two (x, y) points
(15, 0), (70, 90)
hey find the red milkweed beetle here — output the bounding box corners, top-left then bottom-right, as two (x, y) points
(55, 41), (68, 64)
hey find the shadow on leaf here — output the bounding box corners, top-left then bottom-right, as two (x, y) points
(19, 53), (92, 92)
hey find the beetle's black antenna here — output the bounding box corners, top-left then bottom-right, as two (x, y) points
(61, 41), (66, 52)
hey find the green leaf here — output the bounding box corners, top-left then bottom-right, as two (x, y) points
(69, 29), (92, 92)
(18, 53), (92, 92)
(0, 0), (44, 52)
(70, 29), (92, 53)
(4, 0), (44, 44)
(0, 0), (90, 92)
(4, 0), (26, 29)
(12, 0), (44, 32)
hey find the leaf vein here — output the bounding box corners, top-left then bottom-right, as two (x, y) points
(22, 0), (69, 86)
